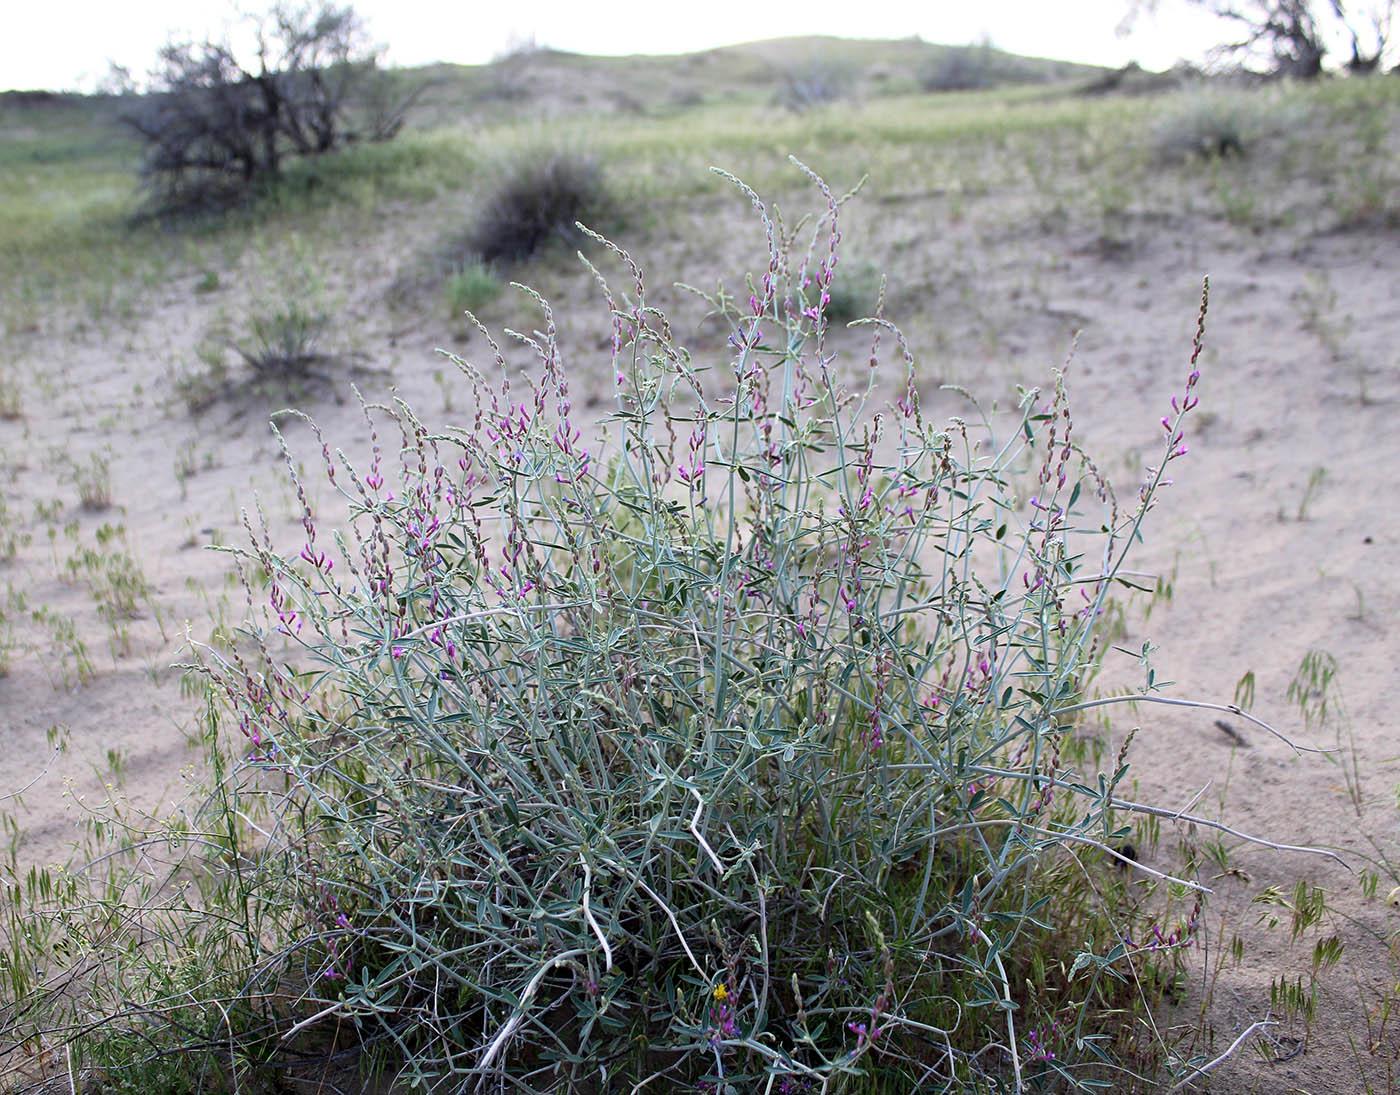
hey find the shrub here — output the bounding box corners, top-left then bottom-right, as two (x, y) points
(5, 165), (1257, 1092)
(232, 301), (332, 378)
(920, 42), (1026, 92)
(773, 57), (857, 112)
(461, 150), (611, 266)
(175, 297), (342, 412)
(1150, 87), (1282, 161)
(918, 40), (1073, 93)
(445, 261), (504, 318)
(121, 2), (417, 215)
(1153, 89), (1254, 161)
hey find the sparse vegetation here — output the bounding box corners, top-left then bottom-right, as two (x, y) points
(0, 373), (21, 421)
(919, 40), (1075, 92)
(444, 260), (504, 318)
(0, 29), (1397, 1095)
(177, 271), (356, 409)
(71, 451), (113, 512)
(774, 55), (857, 111)
(0, 168), (1251, 1093)
(1151, 88), (1256, 160)
(232, 300), (332, 378)
(65, 523), (161, 656)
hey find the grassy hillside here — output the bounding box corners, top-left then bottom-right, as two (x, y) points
(3, 40), (1392, 338)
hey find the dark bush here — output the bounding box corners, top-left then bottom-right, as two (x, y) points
(919, 41), (1069, 92)
(121, 2), (417, 215)
(463, 151), (611, 265)
(773, 57), (857, 112)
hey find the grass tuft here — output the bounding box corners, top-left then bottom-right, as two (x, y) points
(445, 260), (504, 318)
(1150, 87), (1273, 162)
(231, 302), (332, 379)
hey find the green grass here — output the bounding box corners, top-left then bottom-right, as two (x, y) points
(6, 63), (1396, 330)
(445, 261), (504, 316)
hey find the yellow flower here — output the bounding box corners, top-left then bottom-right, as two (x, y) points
(712, 983), (728, 1002)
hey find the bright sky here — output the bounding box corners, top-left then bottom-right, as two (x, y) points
(5, 0), (1228, 93)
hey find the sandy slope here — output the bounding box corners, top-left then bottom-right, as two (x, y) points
(1, 140), (1398, 1093)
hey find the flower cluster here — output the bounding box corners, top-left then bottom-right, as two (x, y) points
(1125, 891), (1204, 953)
(1023, 1016), (1063, 1063)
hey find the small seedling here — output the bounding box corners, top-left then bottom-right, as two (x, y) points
(0, 371), (22, 420)
(1234, 668), (1256, 711)
(1294, 466), (1327, 521)
(174, 440), (200, 499)
(30, 604), (95, 688)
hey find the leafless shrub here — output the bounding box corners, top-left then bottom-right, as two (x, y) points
(920, 41), (1054, 91)
(121, 2), (418, 215)
(1124, 1), (1396, 78)
(774, 57), (857, 112)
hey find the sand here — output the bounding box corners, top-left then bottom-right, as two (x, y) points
(2, 105), (1398, 1093)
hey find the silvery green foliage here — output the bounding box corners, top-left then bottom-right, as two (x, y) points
(28, 164), (1211, 1092)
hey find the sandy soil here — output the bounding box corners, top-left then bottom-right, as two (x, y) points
(2, 123), (1398, 1092)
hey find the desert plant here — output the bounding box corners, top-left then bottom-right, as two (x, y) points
(2, 165), (1314, 1093)
(1151, 88), (1257, 160)
(121, 2), (417, 214)
(232, 300), (332, 378)
(172, 329), (234, 413)
(920, 41), (1041, 92)
(0, 371), (21, 420)
(177, 296), (349, 411)
(773, 56), (857, 111)
(0, 604), (12, 678)
(72, 451), (113, 512)
(821, 257), (885, 324)
(0, 495), (26, 562)
(445, 260), (504, 317)
(460, 149), (611, 265)
(29, 603), (95, 687)
(65, 523), (163, 656)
